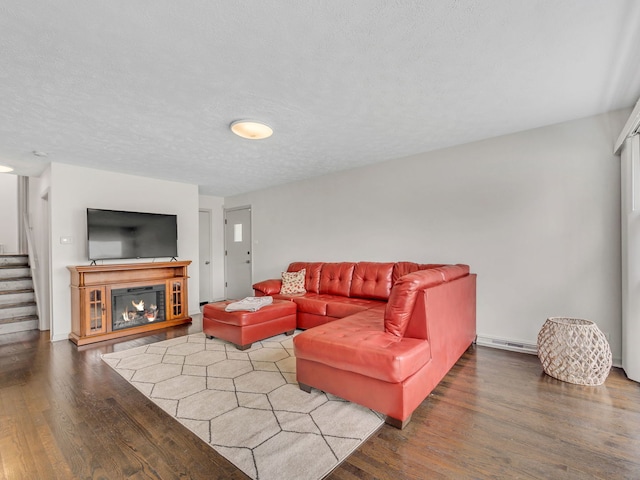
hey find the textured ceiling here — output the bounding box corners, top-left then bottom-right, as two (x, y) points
(1, 1), (639, 196)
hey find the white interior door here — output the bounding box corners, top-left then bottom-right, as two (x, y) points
(622, 134), (640, 382)
(224, 207), (252, 300)
(198, 210), (212, 304)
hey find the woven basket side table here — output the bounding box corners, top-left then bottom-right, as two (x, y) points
(537, 317), (612, 386)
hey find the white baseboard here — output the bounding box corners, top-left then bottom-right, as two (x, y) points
(476, 334), (622, 367)
(51, 332), (70, 342)
(475, 335), (538, 355)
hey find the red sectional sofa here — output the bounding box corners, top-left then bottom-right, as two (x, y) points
(252, 261), (476, 428)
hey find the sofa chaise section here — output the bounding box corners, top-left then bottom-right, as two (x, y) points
(293, 265), (476, 428)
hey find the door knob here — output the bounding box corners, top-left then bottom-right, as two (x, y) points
(205, 261), (210, 265)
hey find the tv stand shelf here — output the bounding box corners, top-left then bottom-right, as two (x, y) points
(68, 261), (192, 346)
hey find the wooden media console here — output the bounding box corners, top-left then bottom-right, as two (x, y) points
(68, 261), (191, 345)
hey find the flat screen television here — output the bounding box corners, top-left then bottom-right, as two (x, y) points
(87, 208), (178, 261)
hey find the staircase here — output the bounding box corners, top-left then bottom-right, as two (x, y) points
(0, 254), (39, 334)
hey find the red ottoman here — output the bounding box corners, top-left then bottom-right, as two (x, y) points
(202, 299), (297, 350)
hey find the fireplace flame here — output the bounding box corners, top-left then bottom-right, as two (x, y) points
(145, 304), (158, 321)
(122, 307), (136, 322)
(120, 302), (159, 324)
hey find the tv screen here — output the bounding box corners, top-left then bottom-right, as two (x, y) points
(87, 208), (178, 261)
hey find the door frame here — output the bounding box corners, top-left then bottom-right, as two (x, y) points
(198, 209), (213, 305)
(223, 205), (252, 299)
(40, 189), (52, 334)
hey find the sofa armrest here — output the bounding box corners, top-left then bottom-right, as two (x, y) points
(253, 279), (282, 296)
(401, 274), (476, 342)
(384, 265), (471, 337)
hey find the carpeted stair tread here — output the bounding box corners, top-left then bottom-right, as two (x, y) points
(0, 301), (37, 309)
(0, 314), (38, 325)
(0, 289), (35, 295)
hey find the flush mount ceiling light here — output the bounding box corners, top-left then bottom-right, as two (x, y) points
(0, 164), (14, 173)
(230, 120), (273, 140)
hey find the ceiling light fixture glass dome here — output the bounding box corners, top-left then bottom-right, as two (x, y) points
(230, 120), (273, 140)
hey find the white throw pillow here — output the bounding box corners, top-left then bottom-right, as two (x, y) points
(280, 269), (306, 295)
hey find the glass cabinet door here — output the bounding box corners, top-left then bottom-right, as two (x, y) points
(168, 279), (185, 319)
(85, 287), (107, 335)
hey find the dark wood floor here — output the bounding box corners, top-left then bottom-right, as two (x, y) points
(1, 320), (639, 480)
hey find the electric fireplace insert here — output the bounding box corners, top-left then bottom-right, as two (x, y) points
(111, 284), (166, 331)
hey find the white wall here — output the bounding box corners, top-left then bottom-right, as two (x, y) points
(225, 109), (629, 363)
(0, 173), (19, 254)
(45, 163), (200, 341)
(199, 195), (226, 302)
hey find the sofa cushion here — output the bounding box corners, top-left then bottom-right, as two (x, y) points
(288, 262), (323, 293)
(325, 297), (385, 318)
(319, 263), (356, 297)
(392, 262), (420, 284)
(291, 294), (383, 319)
(291, 294), (328, 316)
(294, 310), (431, 383)
(349, 262), (394, 300)
(280, 269), (306, 295)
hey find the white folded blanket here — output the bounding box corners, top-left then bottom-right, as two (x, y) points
(224, 296), (274, 312)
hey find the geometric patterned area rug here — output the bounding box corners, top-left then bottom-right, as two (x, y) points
(101, 332), (383, 480)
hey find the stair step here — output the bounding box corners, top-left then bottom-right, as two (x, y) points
(0, 255), (38, 335)
(0, 289), (35, 305)
(0, 266), (31, 280)
(0, 277), (33, 291)
(0, 302), (38, 321)
(0, 315), (39, 334)
(0, 255), (29, 267)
